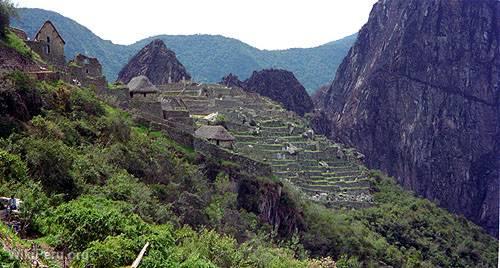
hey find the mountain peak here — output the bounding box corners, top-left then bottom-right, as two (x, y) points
(222, 69), (314, 116)
(316, 0), (499, 236)
(117, 39), (191, 85)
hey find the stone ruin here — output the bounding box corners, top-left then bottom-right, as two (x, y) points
(94, 79), (374, 209)
(161, 97), (194, 130)
(25, 21), (66, 67)
(11, 21), (107, 90)
(67, 54), (106, 88)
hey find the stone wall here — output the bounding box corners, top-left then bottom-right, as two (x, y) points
(194, 138), (273, 178)
(133, 114), (195, 148)
(9, 27), (27, 40)
(27, 71), (61, 83)
(27, 22), (65, 67)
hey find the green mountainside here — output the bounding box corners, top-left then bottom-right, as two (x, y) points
(0, 31), (497, 267)
(11, 8), (355, 93)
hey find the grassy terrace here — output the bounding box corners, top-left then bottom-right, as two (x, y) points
(159, 82), (373, 208)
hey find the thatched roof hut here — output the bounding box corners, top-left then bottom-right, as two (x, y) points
(127, 75), (159, 96)
(195, 125), (235, 141)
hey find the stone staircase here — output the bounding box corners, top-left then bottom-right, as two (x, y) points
(159, 83), (373, 208)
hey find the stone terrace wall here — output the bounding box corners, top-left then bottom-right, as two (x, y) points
(194, 138), (273, 178)
(133, 113), (194, 148)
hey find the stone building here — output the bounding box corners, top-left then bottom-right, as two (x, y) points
(8, 27), (28, 40)
(195, 125), (235, 149)
(26, 21), (66, 66)
(127, 76), (159, 98)
(67, 54), (106, 88)
(161, 98), (193, 129)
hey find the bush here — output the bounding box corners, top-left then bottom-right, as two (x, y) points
(0, 149), (27, 183)
(16, 181), (50, 234)
(95, 171), (175, 224)
(69, 88), (105, 118)
(97, 112), (131, 144)
(0, 0), (15, 38)
(75, 235), (139, 268)
(40, 196), (148, 252)
(22, 138), (77, 197)
(0, 248), (20, 268)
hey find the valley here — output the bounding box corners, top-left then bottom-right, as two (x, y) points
(0, 0), (498, 267)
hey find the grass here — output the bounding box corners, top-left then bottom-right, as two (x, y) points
(0, 223), (61, 268)
(132, 126), (196, 161)
(107, 82), (128, 90)
(1, 31), (44, 62)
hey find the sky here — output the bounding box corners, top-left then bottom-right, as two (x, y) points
(13, 0), (378, 50)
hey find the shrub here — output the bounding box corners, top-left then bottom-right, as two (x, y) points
(74, 235), (139, 268)
(97, 112), (131, 144)
(0, 0), (15, 38)
(69, 88), (105, 118)
(96, 171), (175, 224)
(0, 149), (27, 183)
(40, 196), (148, 252)
(0, 248), (20, 268)
(15, 181), (50, 234)
(22, 138), (77, 197)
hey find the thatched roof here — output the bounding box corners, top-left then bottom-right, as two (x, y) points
(195, 125), (235, 141)
(127, 76), (159, 94)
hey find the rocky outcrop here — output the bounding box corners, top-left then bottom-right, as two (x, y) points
(0, 75), (43, 137)
(221, 69), (314, 116)
(315, 0), (499, 236)
(237, 177), (305, 237)
(311, 84), (330, 109)
(220, 73), (244, 89)
(0, 44), (44, 74)
(117, 39), (191, 85)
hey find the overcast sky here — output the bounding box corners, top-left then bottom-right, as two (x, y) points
(13, 0), (378, 50)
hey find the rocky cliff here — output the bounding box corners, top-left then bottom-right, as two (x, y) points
(117, 39), (191, 85)
(311, 84), (330, 109)
(315, 0), (499, 236)
(222, 69), (314, 116)
(220, 73), (245, 89)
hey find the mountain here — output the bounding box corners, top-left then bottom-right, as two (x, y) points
(315, 0), (499, 236)
(1, 30), (498, 267)
(117, 39), (191, 85)
(12, 8), (356, 93)
(221, 69), (314, 116)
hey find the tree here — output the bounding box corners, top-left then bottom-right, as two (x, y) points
(0, 0), (16, 38)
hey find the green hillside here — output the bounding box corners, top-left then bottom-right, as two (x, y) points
(0, 32), (497, 266)
(12, 8), (355, 93)
(1, 71), (497, 267)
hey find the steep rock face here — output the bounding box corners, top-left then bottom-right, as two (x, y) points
(244, 69), (314, 116)
(311, 84), (330, 109)
(237, 177), (305, 237)
(316, 0), (499, 236)
(220, 73), (244, 89)
(222, 69), (314, 116)
(117, 39), (191, 85)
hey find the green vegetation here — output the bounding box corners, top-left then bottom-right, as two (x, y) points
(0, 1), (43, 61)
(0, 0), (15, 38)
(0, 72), (497, 267)
(297, 171), (498, 267)
(12, 8), (357, 92)
(3, 31), (35, 59)
(0, 74), (313, 267)
(0, 248), (20, 268)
